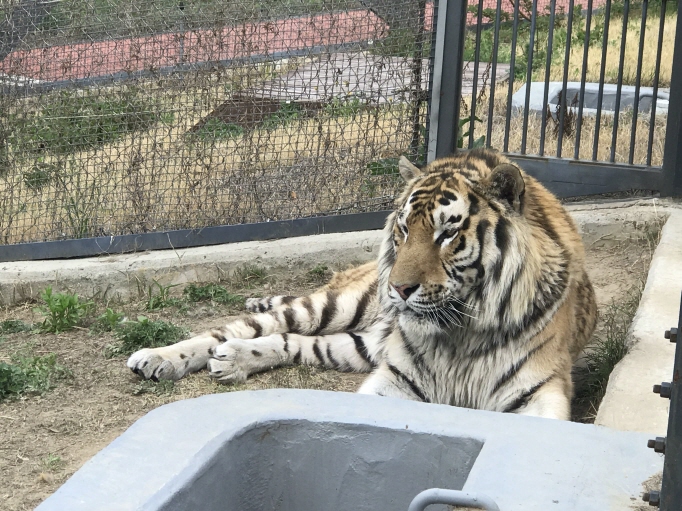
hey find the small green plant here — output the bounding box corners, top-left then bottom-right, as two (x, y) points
(145, 281), (182, 311)
(105, 316), (187, 357)
(457, 116), (485, 149)
(0, 319), (31, 334)
(232, 265), (268, 288)
(192, 118), (244, 140)
(91, 308), (124, 333)
(37, 287), (93, 333)
(0, 353), (70, 400)
(308, 264), (329, 278)
(260, 103), (301, 130)
(42, 454), (65, 472)
(131, 379), (175, 396)
(13, 88), (159, 154)
(362, 157), (401, 197)
(183, 283), (244, 306)
(323, 98), (367, 118)
(23, 163), (57, 190)
(574, 284), (643, 419)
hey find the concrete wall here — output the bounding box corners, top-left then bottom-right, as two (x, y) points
(36, 390), (662, 511)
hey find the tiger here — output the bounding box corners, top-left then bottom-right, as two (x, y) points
(127, 148), (597, 420)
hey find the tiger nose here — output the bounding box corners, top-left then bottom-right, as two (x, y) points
(391, 283), (420, 300)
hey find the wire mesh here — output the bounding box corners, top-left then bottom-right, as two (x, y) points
(0, 0), (435, 245)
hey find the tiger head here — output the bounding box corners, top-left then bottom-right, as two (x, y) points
(379, 149), (530, 328)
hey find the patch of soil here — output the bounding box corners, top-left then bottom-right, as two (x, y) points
(0, 235), (657, 510)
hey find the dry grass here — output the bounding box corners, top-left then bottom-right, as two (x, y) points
(548, 9), (676, 87)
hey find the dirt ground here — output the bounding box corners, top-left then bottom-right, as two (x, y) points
(0, 229), (658, 510)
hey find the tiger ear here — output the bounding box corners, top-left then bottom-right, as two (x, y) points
(398, 156), (422, 181)
(487, 163), (525, 213)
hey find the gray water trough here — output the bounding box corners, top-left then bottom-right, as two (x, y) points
(512, 81), (670, 117)
(36, 389), (662, 511)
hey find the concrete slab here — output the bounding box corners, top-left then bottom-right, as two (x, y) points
(595, 209), (682, 434)
(0, 200), (669, 307)
(35, 389), (662, 511)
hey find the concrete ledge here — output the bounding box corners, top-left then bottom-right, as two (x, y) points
(595, 209), (682, 434)
(0, 200), (672, 306)
(36, 389), (662, 511)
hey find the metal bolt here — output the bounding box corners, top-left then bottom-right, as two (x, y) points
(664, 327), (678, 342)
(647, 437), (666, 454)
(653, 382), (672, 398)
(643, 491), (661, 506)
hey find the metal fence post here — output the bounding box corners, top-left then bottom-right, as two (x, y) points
(660, 0), (682, 197)
(426, 0), (469, 162)
(657, 291), (682, 510)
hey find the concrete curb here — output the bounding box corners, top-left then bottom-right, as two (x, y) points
(595, 209), (682, 434)
(0, 200), (673, 306)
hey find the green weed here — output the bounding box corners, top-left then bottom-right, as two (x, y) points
(105, 316), (187, 357)
(0, 319), (32, 334)
(0, 353), (70, 400)
(323, 98), (367, 118)
(42, 454), (65, 472)
(12, 88), (159, 155)
(458, 116), (485, 149)
(183, 283), (244, 306)
(37, 287), (93, 333)
(260, 103), (301, 130)
(574, 285), (643, 417)
(145, 281), (183, 311)
(23, 163), (57, 190)
(131, 379), (175, 396)
(307, 264), (330, 282)
(91, 308), (124, 333)
(192, 118), (244, 140)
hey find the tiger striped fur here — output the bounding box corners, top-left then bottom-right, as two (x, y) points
(127, 148), (597, 420)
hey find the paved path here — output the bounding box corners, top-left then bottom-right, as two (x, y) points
(0, 10), (389, 82)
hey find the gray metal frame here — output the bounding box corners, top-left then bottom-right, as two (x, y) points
(645, 292), (682, 508)
(0, 211), (390, 263)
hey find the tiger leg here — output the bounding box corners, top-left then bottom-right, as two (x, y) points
(128, 263), (379, 381)
(357, 362), (429, 402)
(511, 375), (572, 420)
(206, 330), (381, 383)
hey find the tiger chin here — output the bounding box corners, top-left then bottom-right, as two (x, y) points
(128, 148), (597, 421)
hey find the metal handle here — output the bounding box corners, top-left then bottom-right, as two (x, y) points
(408, 488), (500, 511)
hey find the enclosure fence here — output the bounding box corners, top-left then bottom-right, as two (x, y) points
(0, 0), (680, 260)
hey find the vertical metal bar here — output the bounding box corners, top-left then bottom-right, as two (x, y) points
(485, 0), (503, 147)
(647, 0), (667, 167)
(609, 0), (630, 163)
(503, 0), (522, 152)
(469, 0), (485, 147)
(574, 0), (593, 159)
(659, 292), (682, 510)
(424, 0), (440, 164)
(592, 0), (612, 160)
(429, 0), (471, 160)
(539, 0), (557, 156)
(628, 0), (648, 165)
(660, 0), (682, 196)
(409, 0), (428, 159)
(521, 0), (539, 155)
(556, 0), (575, 158)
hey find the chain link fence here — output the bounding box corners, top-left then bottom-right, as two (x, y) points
(0, 0), (435, 245)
